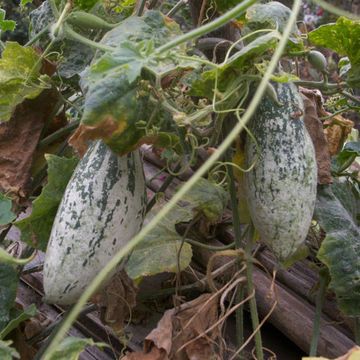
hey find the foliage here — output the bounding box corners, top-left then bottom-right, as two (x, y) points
(0, 340), (20, 360)
(127, 178), (228, 281)
(331, 141), (360, 174)
(309, 17), (360, 87)
(243, 1), (304, 51)
(0, 194), (15, 225)
(0, 304), (37, 339)
(0, 42), (50, 122)
(0, 9), (16, 32)
(315, 185), (360, 316)
(73, 10), (199, 155)
(0, 264), (18, 330)
(15, 155), (78, 251)
(47, 337), (107, 360)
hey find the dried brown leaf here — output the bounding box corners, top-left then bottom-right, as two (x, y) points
(0, 89), (59, 203)
(300, 89), (332, 184)
(69, 118), (119, 157)
(92, 270), (137, 336)
(323, 115), (354, 156)
(127, 293), (220, 360)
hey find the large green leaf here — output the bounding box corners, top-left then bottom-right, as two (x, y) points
(48, 337), (107, 360)
(126, 179), (228, 281)
(0, 304), (37, 339)
(309, 17), (360, 87)
(0, 264), (18, 330)
(0, 193), (15, 225)
(74, 10), (198, 155)
(332, 180), (360, 225)
(0, 42), (50, 122)
(243, 1), (304, 51)
(15, 155), (78, 251)
(315, 185), (360, 316)
(0, 340), (19, 360)
(190, 31), (280, 99)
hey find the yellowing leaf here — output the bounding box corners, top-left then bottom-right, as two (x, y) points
(0, 42), (50, 122)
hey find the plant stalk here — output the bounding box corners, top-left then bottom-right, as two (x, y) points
(227, 149), (245, 355)
(38, 120), (80, 149)
(41, 0), (300, 355)
(245, 224), (264, 360)
(309, 270), (328, 356)
(156, 0), (257, 54)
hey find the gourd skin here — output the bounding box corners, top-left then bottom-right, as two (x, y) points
(43, 141), (147, 305)
(245, 82), (317, 262)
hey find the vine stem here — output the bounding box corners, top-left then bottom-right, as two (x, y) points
(42, 0), (301, 356)
(309, 270), (328, 356)
(226, 148), (245, 356)
(156, 0), (257, 54)
(245, 224), (263, 360)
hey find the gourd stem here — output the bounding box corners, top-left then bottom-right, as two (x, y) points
(185, 238), (235, 250)
(227, 148), (245, 355)
(136, 0), (147, 16)
(341, 91), (360, 105)
(25, 24), (51, 47)
(63, 25), (114, 52)
(309, 271), (328, 356)
(167, 0), (188, 17)
(38, 120), (80, 149)
(156, 0), (257, 54)
(42, 0), (301, 354)
(354, 317), (360, 345)
(245, 224), (264, 360)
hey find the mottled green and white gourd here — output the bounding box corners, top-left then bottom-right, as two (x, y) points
(43, 141), (147, 305)
(245, 82), (317, 262)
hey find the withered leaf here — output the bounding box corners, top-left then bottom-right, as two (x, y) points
(323, 115), (354, 156)
(0, 89), (59, 203)
(300, 89), (332, 184)
(91, 270), (137, 336)
(124, 294), (220, 360)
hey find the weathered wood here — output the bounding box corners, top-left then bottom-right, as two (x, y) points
(191, 238), (356, 358)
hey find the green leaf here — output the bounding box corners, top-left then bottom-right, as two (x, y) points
(0, 42), (49, 122)
(214, 0), (241, 13)
(74, 10), (197, 155)
(309, 17), (360, 87)
(126, 203), (193, 282)
(0, 304), (37, 339)
(47, 337), (107, 360)
(332, 180), (360, 225)
(331, 141), (360, 174)
(0, 193), (15, 225)
(0, 340), (19, 360)
(20, 0), (33, 7)
(0, 248), (33, 266)
(180, 178), (228, 223)
(15, 155), (78, 251)
(0, 9), (16, 32)
(0, 264), (18, 330)
(190, 32), (280, 99)
(74, 0), (100, 11)
(315, 185), (360, 316)
(244, 1), (304, 51)
(126, 179), (227, 281)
